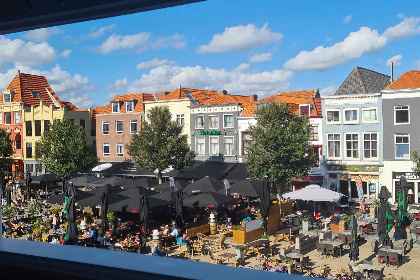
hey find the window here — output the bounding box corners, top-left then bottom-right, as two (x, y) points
(116, 143), (124, 157)
(312, 145), (322, 166)
(344, 109), (358, 124)
(299, 104), (311, 116)
(0, 113), (2, 125)
(103, 143), (110, 157)
(102, 121), (109, 135)
(209, 116), (219, 129)
(362, 108), (378, 123)
(345, 133), (359, 159)
(363, 133), (378, 159)
(112, 102), (120, 113)
(26, 121), (32, 136)
(326, 110), (340, 123)
(15, 140), (21, 150)
(80, 119), (85, 129)
(176, 114), (185, 126)
(31, 91), (40, 98)
(310, 126), (319, 141)
(3, 93), (10, 102)
(116, 120), (123, 134)
(13, 111), (20, 124)
(210, 137), (219, 155)
(44, 120), (50, 132)
(35, 120), (41, 136)
(26, 142), (33, 158)
(35, 164), (42, 173)
(395, 134), (410, 159)
(242, 133), (252, 155)
(196, 138), (205, 155)
(395, 105), (409, 124)
(327, 133), (340, 159)
(223, 115), (233, 128)
(4, 112), (11, 125)
(130, 120), (138, 134)
(224, 137), (234, 155)
(26, 164), (34, 173)
(195, 116), (204, 129)
(126, 101), (134, 112)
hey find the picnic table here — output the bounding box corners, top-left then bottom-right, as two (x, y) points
(245, 239), (270, 258)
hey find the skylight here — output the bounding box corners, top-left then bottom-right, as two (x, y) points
(184, 91), (199, 105)
(31, 91), (40, 98)
(205, 94), (210, 99)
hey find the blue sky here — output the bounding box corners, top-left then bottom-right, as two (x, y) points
(0, 0), (419, 107)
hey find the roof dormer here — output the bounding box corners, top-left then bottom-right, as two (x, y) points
(2, 90), (14, 103)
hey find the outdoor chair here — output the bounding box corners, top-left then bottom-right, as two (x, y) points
(387, 251), (402, 267)
(316, 242), (325, 256)
(377, 249), (387, 264)
(295, 256), (310, 272)
(213, 236), (227, 251)
(325, 244), (335, 258)
(292, 217), (301, 228)
(197, 233), (204, 242)
(367, 266), (385, 280)
(209, 252), (222, 264)
(348, 264), (364, 280)
(192, 241), (204, 256)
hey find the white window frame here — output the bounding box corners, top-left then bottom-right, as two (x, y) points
(176, 114), (185, 126)
(209, 136), (219, 156)
(395, 134), (410, 159)
(343, 108), (359, 124)
(299, 104), (311, 116)
(394, 105), (410, 125)
(223, 114), (234, 128)
(195, 137), (205, 155)
(195, 115), (204, 129)
(0, 112), (3, 125)
(126, 101), (134, 113)
(326, 109), (341, 124)
(103, 143), (110, 157)
(112, 102), (120, 113)
(362, 107), (379, 124)
(209, 115), (219, 129)
(13, 111), (20, 125)
(224, 136), (234, 156)
(116, 143), (124, 157)
(4, 112), (11, 125)
(116, 120), (123, 135)
(362, 132), (379, 160)
(344, 132), (360, 160)
(102, 121), (109, 135)
(326, 133), (341, 159)
(3, 93), (10, 103)
(130, 120), (138, 134)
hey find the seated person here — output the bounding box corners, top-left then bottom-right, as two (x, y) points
(97, 234), (105, 247)
(59, 236), (65, 245)
(249, 206), (256, 215)
(315, 212), (323, 220)
(225, 217), (233, 227)
(151, 242), (163, 256)
(170, 227), (179, 237)
(88, 227), (97, 242)
(114, 239), (123, 249)
(162, 225), (170, 236)
(331, 213), (339, 225)
(50, 236), (59, 244)
(178, 233), (189, 246)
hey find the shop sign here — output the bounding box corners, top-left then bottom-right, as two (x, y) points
(200, 130), (226, 135)
(338, 174), (379, 181)
(392, 172), (420, 180)
(327, 165), (379, 172)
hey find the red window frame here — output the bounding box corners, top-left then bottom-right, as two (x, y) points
(310, 125), (319, 141)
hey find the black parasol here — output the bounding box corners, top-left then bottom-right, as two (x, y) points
(175, 188), (184, 229)
(348, 214), (359, 262)
(378, 186), (393, 248)
(260, 176), (271, 234)
(65, 183), (78, 245)
(139, 193), (149, 253)
(26, 169), (32, 200)
(99, 191), (108, 235)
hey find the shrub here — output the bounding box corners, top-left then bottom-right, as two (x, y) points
(235, 245), (246, 250)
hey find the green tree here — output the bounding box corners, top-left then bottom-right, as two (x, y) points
(412, 150), (420, 177)
(0, 128), (13, 171)
(35, 119), (97, 178)
(246, 101), (317, 195)
(127, 106), (195, 182)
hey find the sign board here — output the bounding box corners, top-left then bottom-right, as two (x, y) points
(246, 219), (263, 232)
(327, 165), (379, 172)
(392, 172), (420, 180)
(200, 130), (226, 136)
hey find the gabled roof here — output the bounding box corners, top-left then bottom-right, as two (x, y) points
(335, 66), (390, 96)
(384, 70), (420, 90)
(101, 93), (155, 114)
(93, 106), (107, 115)
(202, 94), (255, 107)
(161, 87), (219, 105)
(63, 101), (88, 112)
(1, 72), (65, 107)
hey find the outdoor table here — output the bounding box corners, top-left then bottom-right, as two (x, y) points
(219, 252), (237, 263)
(202, 235), (218, 242)
(353, 263), (375, 278)
(286, 252), (303, 262)
(320, 218), (330, 231)
(319, 240), (344, 257)
(285, 214), (298, 225)
(245, 239), (271, 258)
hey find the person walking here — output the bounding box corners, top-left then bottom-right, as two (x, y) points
(52, 214), (57, 233)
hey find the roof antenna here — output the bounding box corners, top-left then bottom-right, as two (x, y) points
(390, 61), (394, 83)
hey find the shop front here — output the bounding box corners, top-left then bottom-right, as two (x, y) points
(392, 172), (419, 204)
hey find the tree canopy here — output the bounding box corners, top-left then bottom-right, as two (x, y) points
(0, 128), (13, 171)
(246, 101), (317, 192)
(35, 119), (97, 178)
(412, 150), (420, 177)
(127, 106), (195, 181)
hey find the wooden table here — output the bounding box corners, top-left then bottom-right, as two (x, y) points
(219, 252), (237, 264)
(274, 227), (299, 243)
(245, 239), (270, 258)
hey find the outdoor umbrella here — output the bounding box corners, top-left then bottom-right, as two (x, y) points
(0, 170), (4, 200)
(137, 177), (159, 190)
(396, 176), (410, 227)
(108, 187), (159, 212)
(183, 176), (225, 193)
(64, 183), (78, 245)
(31, 173), (61, 184)
(76, 185), (129, 208)
(349, 214), (359, 262)
(183, 192), (239, 208)
(282, 184), (344, 202)
(260, 176), (271, 234)
(175, 188), (184, 229)
(26, 169), (32, 200)
(139, 193), (150, 253)
(46, 190), (94, 205)
(69, 176), (101, 187)
(62, 177), (67, 195)
(99, 191), (108, 235)
(230, 178), (263, 197)
(151, 180), (188, 192)
(378, 186), (393, 248)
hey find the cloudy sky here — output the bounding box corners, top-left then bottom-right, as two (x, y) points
(1, 0), (420, 107)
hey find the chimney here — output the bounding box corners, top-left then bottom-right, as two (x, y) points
(390, 61), (394, 83)
(17, 70), (20, 76)
(178, 85), (182, 89)
(249, 94), (257, 102)
(314, 87), (320, 98)
(219, 90), (227, 95)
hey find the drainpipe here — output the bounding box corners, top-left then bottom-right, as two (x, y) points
(390, 61), (394, 83)
(347, 172), (352, 203)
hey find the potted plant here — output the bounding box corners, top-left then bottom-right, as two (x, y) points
(261, 234), (270, 240)
(301, 217), (309, 232)
(370, 199), (379, 218)
(31, 219), (49, 241)
(235, 245), (246, 261)
(50, 205), (62, 216)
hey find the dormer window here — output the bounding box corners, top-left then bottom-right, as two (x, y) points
(126, 101), (134, 112)
(299, 104), (311, 116)
(112, 102), (120, 113)
(3, 93), (10, 103)
(31, 91), (40, 98)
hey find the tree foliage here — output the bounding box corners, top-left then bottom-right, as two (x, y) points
(35, 119), (97, 178)
(412, 150), (420, 177)
(127, 106), (195, 181)
(0, 128), (13, 171)
(246, 101), (317, 192)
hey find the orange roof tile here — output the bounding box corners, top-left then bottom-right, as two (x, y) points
(62, 101), (89, 112)
(161, 88), (219, 105)
(202, 94), (256, 107)
(384, 70), (420, 90)
(101, 93), (155, 114)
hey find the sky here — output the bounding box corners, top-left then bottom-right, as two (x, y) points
(0, 0), (419, 108)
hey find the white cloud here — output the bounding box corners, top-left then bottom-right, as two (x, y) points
(98, 33), (151, 54)
(233, 63), (250, 72)
(127, 64), (293, 97)
(197, 23), (283, 53)
(397, 14), (405, 19)
(0, 36), (57, 68)
(151, 34), (186, 50)
(344, 15), (352, 23)
(386, 54), (402, 66)
(108, 78), (128, 91)
(104, 92), (117, 103)
(249, 52), (272, 62)
(0, 64), (95, 108)
(283, 27), (387, 71)
(87, 24), (117, 39)
(415, 60), (420, 68)
(136, 58), (176, 70)
(320, 85), (337, 96)
(23, 27), (63, 42)
(374, 60), (382, 67)
(383, 16), (420, 40)
(60, 49), (72, 57)
(326, 38), (334, 41)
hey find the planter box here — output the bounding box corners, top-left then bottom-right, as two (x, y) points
(302, 220), (309, 232)
(235, 249), (244, 261)
(233, 230), (245, 244)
